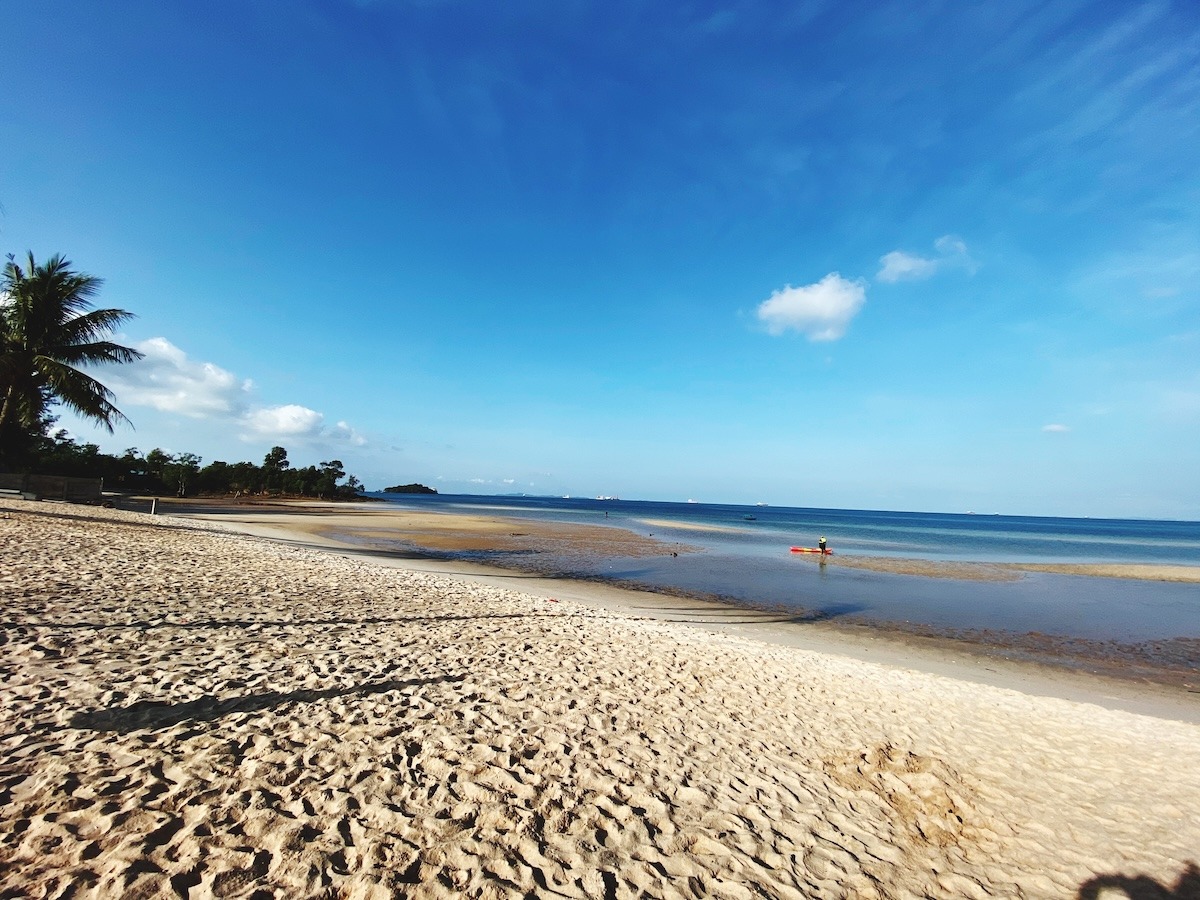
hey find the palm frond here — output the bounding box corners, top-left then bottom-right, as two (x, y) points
(37, 358), (131, 432)
(57, 307), (135, 342)
(51, 339), (145, 367)
(0, 252), (138, 435)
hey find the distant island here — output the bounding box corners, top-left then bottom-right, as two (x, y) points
(382, 483), (437, 494)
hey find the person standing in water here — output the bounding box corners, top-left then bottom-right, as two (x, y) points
(818, 535), (828, 554)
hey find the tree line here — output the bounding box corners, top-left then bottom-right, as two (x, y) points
(28, 430), (364, 499)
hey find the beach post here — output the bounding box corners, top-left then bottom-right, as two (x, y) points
(151, 497), (157, 515)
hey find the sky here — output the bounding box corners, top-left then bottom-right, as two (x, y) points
(3, 0), (1198, 519)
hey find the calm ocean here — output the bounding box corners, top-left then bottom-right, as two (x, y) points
(367, 494), (1200, 642)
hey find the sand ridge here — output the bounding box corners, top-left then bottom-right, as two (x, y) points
(163, 501), (697, 561)
(827, 555), (1200, 583)
(1, 498), (1198, 898)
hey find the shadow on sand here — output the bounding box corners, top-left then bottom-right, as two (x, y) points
(2, 500), (236, 537)
(70, 673), (465, 734)
(1078, 863), (1200, 899)
(3, 612), (555, 633)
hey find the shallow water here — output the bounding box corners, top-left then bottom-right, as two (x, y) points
(368, 494), (1200, 641)
(587, 550), (1199, 641)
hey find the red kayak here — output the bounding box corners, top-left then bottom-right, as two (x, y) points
(790, 546), (832, 555)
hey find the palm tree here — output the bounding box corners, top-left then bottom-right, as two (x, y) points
(1, 253), (144, 460)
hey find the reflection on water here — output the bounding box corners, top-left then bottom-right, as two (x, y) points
(363, 493), (1200, 643)
(590, 551), (1195, 641)
(384, 539), (1196, 643)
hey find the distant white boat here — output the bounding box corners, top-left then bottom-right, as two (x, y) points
(687, 499), (698, 503)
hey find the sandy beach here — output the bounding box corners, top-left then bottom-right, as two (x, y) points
(2, 497), (1199, 898)
(151, 498), (1200, 692)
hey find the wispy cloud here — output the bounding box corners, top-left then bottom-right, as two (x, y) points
(877, 235), (974, 283)
(1154, 376), (1200, 422)
(107, 337), (364, 446)
(756, 273), (867, 341)
(1010, 4), (1195, 161)
(1042, 423), (1070, 433)
(333, 421), (368, 446)
(1073, 244), (1200, 315)
(876, 251), (938, 283)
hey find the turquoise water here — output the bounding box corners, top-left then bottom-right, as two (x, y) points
(367, 494), (1200, 642)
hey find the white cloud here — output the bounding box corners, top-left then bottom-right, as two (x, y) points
(242, 404), (325, 439)
(104, 336), (366, 447)
(756, 273), (867, 341)
(1042, 423), (1071, 433)
(240, 409), (370, 446)
(106, 337), (251, 417)
(877, 234), (974, 283)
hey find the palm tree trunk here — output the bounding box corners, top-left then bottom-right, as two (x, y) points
(0, 385), (13, 434)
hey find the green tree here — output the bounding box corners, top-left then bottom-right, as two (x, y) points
(161, 452), (202, 497)
(262, 445), (289, 492)
(144, 448), (172, 481)
(0, 253), (143, 465)
(120, 447), (148, 477)
(195, 460), (232, 494)
(317, 459), (345, 497)
(227, 461), (262, 494)
(284, 464), (319, 496)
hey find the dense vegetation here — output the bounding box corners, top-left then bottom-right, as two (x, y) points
(23, 431), (365, 499)
(382, 483), (437, 494)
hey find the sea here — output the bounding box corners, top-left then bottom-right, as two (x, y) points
(365, 494), (1200, 644)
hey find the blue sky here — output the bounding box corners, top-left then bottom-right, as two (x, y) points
(3, 0), (1198, 518)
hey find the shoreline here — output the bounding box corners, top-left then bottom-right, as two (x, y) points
(156, 497), (1200, 721)
(4, 497), (1200, 896)
(151, 495), (1200, 581)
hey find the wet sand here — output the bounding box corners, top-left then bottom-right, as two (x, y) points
(2, 497), (1199, 898)
(158, 498), (1200, 695)
(829, 555), (1200, 583)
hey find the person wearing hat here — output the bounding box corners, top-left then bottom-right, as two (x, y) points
(818, 535), (828, 554)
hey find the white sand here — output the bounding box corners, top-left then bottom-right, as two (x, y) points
(2, 498), (1198, 898)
